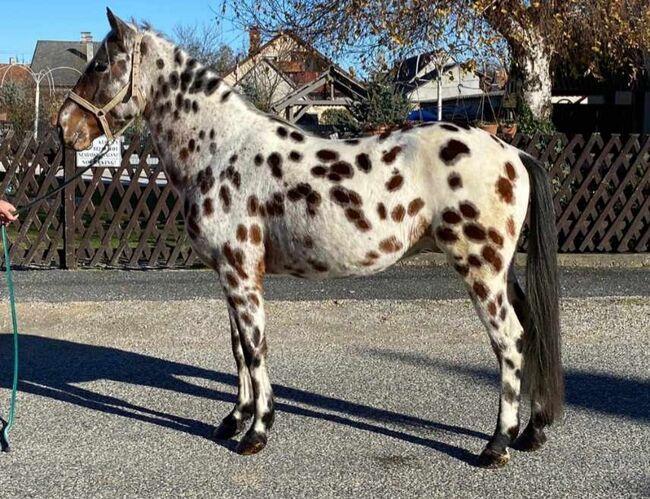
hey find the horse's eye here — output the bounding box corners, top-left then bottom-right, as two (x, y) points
(94, 62), (109, 73)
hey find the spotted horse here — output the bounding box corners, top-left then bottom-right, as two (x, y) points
(58, 10), (564, 468)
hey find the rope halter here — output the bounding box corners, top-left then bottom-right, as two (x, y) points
(66, 33), (145, 141)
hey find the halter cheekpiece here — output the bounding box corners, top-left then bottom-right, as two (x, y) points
(66, 32), (145, 141)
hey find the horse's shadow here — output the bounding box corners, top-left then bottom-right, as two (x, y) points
(368, 348), (650, 423)
(0, 334), (486, 464)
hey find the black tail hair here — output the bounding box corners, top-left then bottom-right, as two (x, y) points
(519, 152), (564, 425)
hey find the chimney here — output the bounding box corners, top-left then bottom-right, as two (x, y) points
(249, 27), (261, 55)
(81, 32), (94, 61)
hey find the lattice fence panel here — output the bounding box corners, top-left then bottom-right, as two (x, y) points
(503, 133), (649, 253)
(0, 131), (65, 268)
(72, 137), (198, 268)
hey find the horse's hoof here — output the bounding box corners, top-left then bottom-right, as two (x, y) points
(236, 431), (267, 456)
(478, 448), (510, 468)
(513, 427), (547, 452)
(212, 414), (248, 440)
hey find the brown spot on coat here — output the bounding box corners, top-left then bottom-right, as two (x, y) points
(226, 272), (239, 288)
(468, 254), (482, 267)
(436, 227), (458, 243)
(331, 161), (354, 178)
(407, 198), (425, 216)
(219, 185), (231, 212)
(203, 198), (214, 216)
(382, 146), (402, 164)
(377, 203), (387, 220)
(267, 153), (283, 178)
(442, 209), (462, 224)
(250, 224), (262, 245)
(356, 153), (371, 172)
(289, 151), (302, 162)
(488, 229), (504, 248)
(311, 166), (327, 177)
(330, 186), (350, 205)
(247, 195), (259, 216)
(506, 216), (516, 237)
(505, 162), (517, 181)
(482, 245), (503, 272)
(316, 150), (338, 162)
(379, 236), (403, 253)
(464, 223), (487, 241)
(473, 281), (489, 300)
(496, 177), (515, 204)
(391, 205), (405, 222)
(386, 174), (404, 191)
(440, 139), (470, 165)
(459, 202), (479, 219)
(236, 225), (248, 242)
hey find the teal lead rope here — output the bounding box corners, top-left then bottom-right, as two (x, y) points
(1, 223), (19, 452)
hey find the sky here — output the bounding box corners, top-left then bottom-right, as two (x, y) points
(0, 0), (244, 63)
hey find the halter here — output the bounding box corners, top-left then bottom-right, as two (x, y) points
(66, 32), (145, 141)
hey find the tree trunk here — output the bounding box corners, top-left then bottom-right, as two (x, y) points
(510, 38), (553, 121)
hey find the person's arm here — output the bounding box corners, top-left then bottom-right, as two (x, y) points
(0, 200), (17, 224)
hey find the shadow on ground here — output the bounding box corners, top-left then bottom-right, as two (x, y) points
(368, 348), (650, 423)
(0, 334), (485, 464)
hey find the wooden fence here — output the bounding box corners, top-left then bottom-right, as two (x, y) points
(0, 130), (648, 269)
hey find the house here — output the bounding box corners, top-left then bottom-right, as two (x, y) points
(223, 30), (365, 126)
(30, 32), (98, 89)
(394, 52), (506, 123)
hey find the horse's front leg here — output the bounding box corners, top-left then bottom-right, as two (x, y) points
(212, 308), (254, 439)
(232, 291), (274, 455)
(216, 244), (273, 455)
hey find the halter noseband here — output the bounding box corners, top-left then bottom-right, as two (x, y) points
(67, 33), (145, 141)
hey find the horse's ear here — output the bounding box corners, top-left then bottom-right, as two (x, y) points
(106, 8), (134, 40)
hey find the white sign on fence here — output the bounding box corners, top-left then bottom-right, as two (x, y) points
(76, 136), (124, 167)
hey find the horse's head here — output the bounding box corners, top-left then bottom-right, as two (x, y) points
(58, 9), (145, 150)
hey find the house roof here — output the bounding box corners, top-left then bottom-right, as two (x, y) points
(224, 30), (359, 87)
(395, 52), (457, 86)
(30, 40), (99, 87)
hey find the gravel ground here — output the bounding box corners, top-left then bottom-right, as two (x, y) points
(0, 294), (648, 498)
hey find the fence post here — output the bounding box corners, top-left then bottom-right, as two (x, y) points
(62, 146), (77, 269)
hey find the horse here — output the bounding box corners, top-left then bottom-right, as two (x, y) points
(57, 9), (563, 468)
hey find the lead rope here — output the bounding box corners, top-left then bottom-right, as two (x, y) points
(0, 137), (115, 452)
(1, 223), (18, 452)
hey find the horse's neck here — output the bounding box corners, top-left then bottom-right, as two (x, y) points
(141, 33), (263, 173)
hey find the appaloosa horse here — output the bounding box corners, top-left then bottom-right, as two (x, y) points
(58, 9), (563, 468)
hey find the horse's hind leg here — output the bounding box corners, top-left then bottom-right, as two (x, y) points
(436, 219), (524, 467)
(506, 266), (548, 452)
(213, 308), (254, 439)
(468, 274), (525, 468)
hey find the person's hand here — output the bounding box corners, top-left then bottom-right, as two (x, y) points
(0, 200), (18, 225)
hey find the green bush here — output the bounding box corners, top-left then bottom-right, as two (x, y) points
(351, 72), (412, 129)
(319, 108), (360, 133)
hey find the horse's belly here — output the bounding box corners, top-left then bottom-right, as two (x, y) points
(264, 215), (434, 279)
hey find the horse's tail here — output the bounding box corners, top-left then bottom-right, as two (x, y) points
(519, 152), (564, 425)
